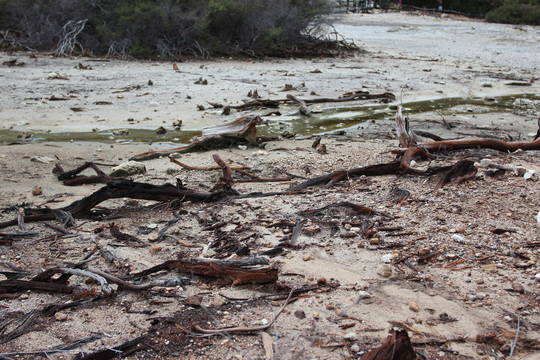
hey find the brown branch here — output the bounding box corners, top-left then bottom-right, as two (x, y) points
(212, 153), (232, 183)
(193, 288), (293, 334)
(0, 181), (214, 229)
(54, 162), (127, 186)
(361, 329), (416, 360)
(131, 258), (278, 285)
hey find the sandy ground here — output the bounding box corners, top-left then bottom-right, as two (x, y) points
(0, 10), (539, 360)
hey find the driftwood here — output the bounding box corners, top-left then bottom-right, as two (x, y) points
(131, 114), (265, 161)
(73, 335), (148, 360)
(299, 201), (389, 217)
(0, 279), (73, 294)
(54, 162), (127, 186)
(290, 107), (540, 191)
(193, 288), (293, 334)
(361, 329), (416, 360)
(0, 181), (214, 229)
(221, 91), (395, 110)
(131, 258), (278, 285)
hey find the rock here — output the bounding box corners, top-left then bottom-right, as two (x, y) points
(303, 224), (321, 235)
(30, 156), (54, 164)
(147, 233), (160, 242)
(156, 126), (167, 135)
(409, 302), (419, 312)
(381, 254), (393, 263)
(294, 310), (306, 319)
(222, 224), (237, 232)
(378, 265), (392, 278)
(480, 81), (493, 87)
(369, 237), (380, 245)
(351, 343), (360, 353)
(511, 282), (525, 294)
(357, 291), (372, 300)
(112, 129), (129, 135)
(172, 119), (183, 129)
(418, 248), (430, 256)
(109, 161), (146, 177)
(302, 254), (313, 261)
(185, 294), (203, 307)
(32, 186), (42, 196)
(55, 312), (68, 321)
(343, 332), (359, 341)
(535, 273), (540, 283)
(451, 234), (465, 242)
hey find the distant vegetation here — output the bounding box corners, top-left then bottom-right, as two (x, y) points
(0, 0), (354, 58)
(404, 0), (540, 25)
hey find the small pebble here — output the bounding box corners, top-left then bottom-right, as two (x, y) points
(55, 313), (68, 322)
(511, 282), (525, 294)
(378, 265), (392, 278)
(294, 310), (306, 319)
(409, 302), (419, 312)
(343, 332), (359, 341)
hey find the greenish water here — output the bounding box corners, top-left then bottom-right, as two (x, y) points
(1, 93), (537, 145)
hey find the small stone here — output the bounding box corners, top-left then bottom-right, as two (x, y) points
(369, 237), (380, 245)
(381, 254), (393, 263)
(31, 156), (54, 164)
(185, 294), (203, 307)
(156, 126), (167, 135)
(351, 343), (360, 353)
(480, 81), (493, 87)
(418, 248), (430, 256)
(378, 265), (392, 278)
(147, 233), (160, 242)
(451, 234), (465, 242)
(409, 302), (419, 312)
(110, 161), (146, 177)
(32, 186), (42, 196)
(302, 254), (313, 261)
(343, 332), (359, 341)
(313, 312), (320, 320)
(55, 313), (68, 322)
(535, 273), (540, 283)
(149, 245), (162, 254)
(511, 282), (525, 294)
(357, 291), (372, 300)
(294, 310), (306, 319)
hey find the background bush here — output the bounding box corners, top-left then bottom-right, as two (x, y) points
(0, 0), (335, 58)
(402, 0), (540, 24)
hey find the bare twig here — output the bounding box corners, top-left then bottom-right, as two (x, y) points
(193, 288), (294, 334)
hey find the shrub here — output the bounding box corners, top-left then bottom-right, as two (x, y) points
(0, 0), (338, 58)
(486, 0), (540, 25)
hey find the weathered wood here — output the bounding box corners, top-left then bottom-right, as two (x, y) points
(131, 114), (263, 161)
(0, 279), (73, 294)
(131, 258), (278, 285)
(0, 181), (215, 229)
(361, 329), (416, 360)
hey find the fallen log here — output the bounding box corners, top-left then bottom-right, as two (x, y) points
(290, 108), (540, 190)
(131, 258), (278, 285)
(131, 114), (266, 161)
(0, 181), (215, 229)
